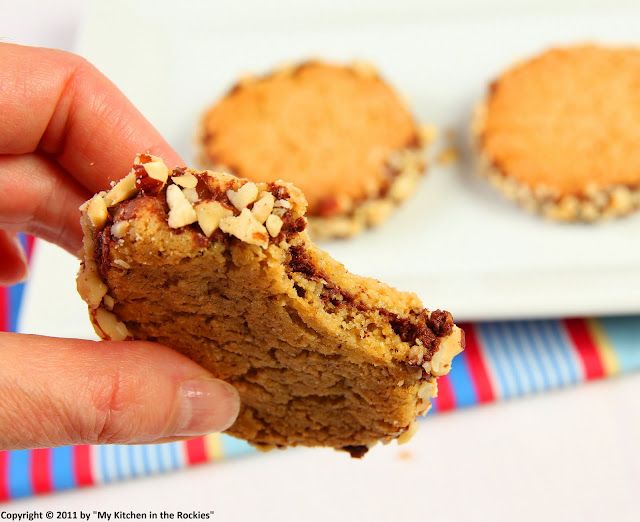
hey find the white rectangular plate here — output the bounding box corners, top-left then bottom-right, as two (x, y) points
(75, 0), (640, 321)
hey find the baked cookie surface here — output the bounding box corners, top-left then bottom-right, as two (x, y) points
(199, 61), (427, 238)
(77, 154), (463, 456)
(474, 45), (640, 221)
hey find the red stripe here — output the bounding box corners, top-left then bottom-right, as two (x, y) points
(461, 323), (495, 403)
(0, 288), (8, 332)
(30, 448), (52, 494)
(72, 446), (94, 487)
(185, 438), (207, 465)
(0, 451), (8, 501)
(563, 318), (605, 380)
(433, 375), (456, 412)
(25, 235), (36, 260)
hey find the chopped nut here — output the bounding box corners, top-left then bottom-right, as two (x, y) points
(172, 172), (198, 189)
(430, 326), (464, 376)
(252, 192), (275, 223)
(95, 308), (130, 341)
(166, 185), (197, 228)
(274, 199), (291, 209)
(195, 201), (233, 237)
(111, 221), (130, 239)
(103, 294), (115, 310)
(397, 422), (418, 444)
(113, 259), (131, 269)
(227, 182), (259, 210)
(143, 160), (169, 183)
(104, 173), (137, 207)
(86, 194), (108, 229)
(182, 187), (199, 204)
(219, 208), (269, 247)
(265, 214), (283, 237)
(418, 378), (438, 401)
(77, 265), (108, 308)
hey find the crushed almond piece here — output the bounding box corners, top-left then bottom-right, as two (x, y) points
(195, 201), (233, 237)
(76, 265), (107, 308)
(95, 308), (130, 341)
(274, 199), (291, 209)
(227, 182), (259, 210)
(219, 208), (268, 247)
(166, 185), (197, 228)
(103, 295), (115, 310)
(182, 187), (199, 204)
(172, 172), (198, 189)
(111, 221), (130, 239)
(251, 192), (275, 223)
(86, 194), (108, 228)
(397, 422), (418, 444)
(104, 173), (137, 207)
(265, 214), (283, 237)
(143, 160), (169, 183)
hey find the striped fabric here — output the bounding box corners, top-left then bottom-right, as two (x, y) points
(1, 235), (639, 501)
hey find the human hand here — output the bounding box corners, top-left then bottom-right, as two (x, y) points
(0, 43), (239, 449)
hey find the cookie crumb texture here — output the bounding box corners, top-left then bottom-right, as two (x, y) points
(475, 45), (640, 221)
(77, 155), (463, 455)
(199, 61), (428, 238)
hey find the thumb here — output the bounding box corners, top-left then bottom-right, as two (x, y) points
(0, 333), (240, 449)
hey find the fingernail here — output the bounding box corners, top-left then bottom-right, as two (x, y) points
(174, 378), (240, 436)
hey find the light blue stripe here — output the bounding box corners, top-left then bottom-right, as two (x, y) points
(477, 323), (511, 399)
(141, 445), (151, 475)
(498, 322), (537, 395)
(547, 321), (580, 385)
(8, 450), (32, 499)
(51, 446), (75, 491)
(516, 322), (551, 392)
(220, 436), (254, 458)
(599, 317), (640, 372)
(127, 446), (138, 479)
(155, 444), (166, 473)
(99, 446), (111, 484)
(446, 351), (478, 408)
(527, 320), (565, 387)
(113, 447), (124, 481)
(169, 443), (180, 470)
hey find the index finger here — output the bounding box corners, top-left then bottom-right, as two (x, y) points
(0, 43), (183, 192)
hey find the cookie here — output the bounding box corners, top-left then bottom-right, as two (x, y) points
(474, 45), (640, 221)
(199, 61), (428, 238)
(77, 154), (463, 456)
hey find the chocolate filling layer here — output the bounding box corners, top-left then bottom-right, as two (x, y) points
(286, 246), (453, 360)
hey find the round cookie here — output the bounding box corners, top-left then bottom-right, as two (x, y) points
(199, 61), (428, 238)
(474, 45), (640, 221)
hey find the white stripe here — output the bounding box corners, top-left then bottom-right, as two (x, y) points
(90, 445), (104, 485)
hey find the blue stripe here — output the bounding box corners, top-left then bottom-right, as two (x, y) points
(599, 317), (640, 373)
(446, 351), (478, 408)
(8, 450), (32, 498)
(8, 282), (24, 333)
(113, 447), (124, 481)
(51, 447), (75, 491)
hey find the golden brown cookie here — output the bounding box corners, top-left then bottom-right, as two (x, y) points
(77, 154), (463, 456)
(474, 45), (640, 221)
(199, 61), (428, 238)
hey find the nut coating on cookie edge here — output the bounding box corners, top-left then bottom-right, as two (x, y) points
(77, 154), (463, 456)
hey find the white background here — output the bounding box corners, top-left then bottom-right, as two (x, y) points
(1, 1), (640, 520)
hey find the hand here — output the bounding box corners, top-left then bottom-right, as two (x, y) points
(0, 43), (240, 450)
